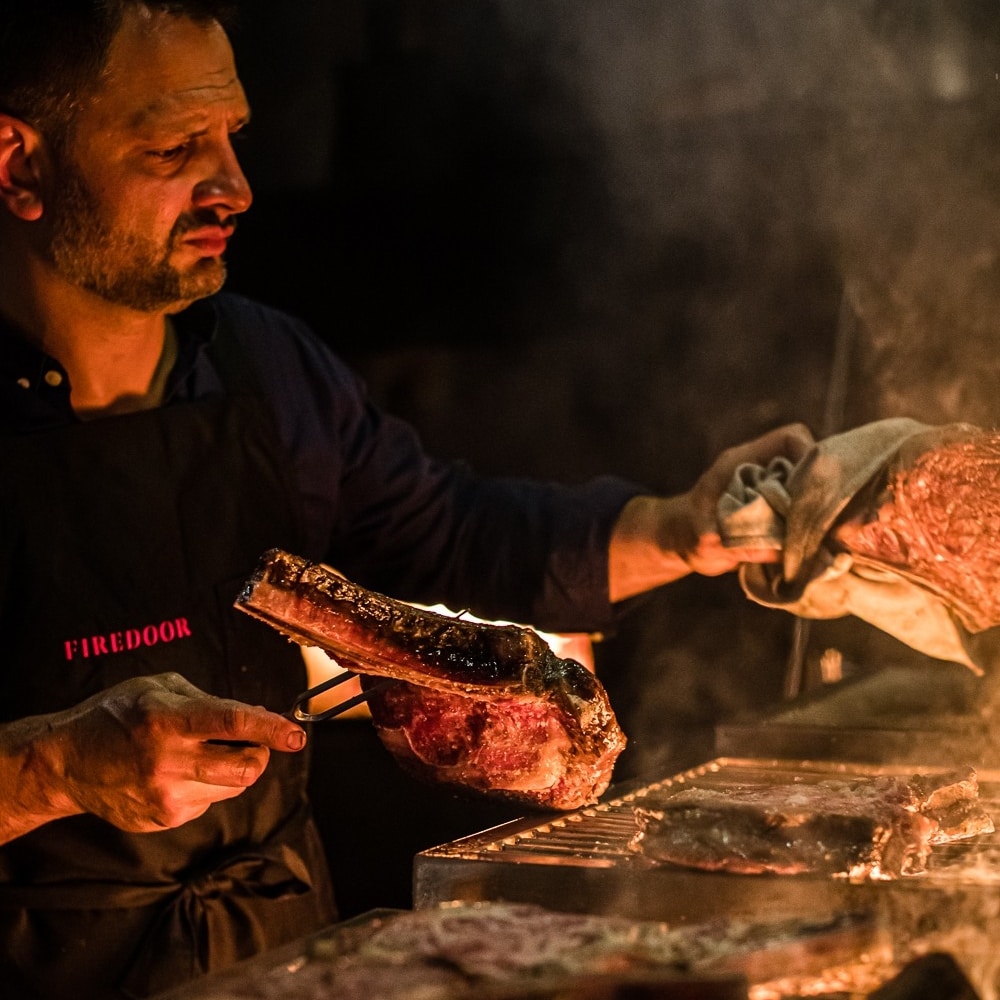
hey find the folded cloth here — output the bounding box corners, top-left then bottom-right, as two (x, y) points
(719, 417), (999, 674)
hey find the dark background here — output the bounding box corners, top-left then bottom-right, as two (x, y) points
(221, 1), (1000, 916)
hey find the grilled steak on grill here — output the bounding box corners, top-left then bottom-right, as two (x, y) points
(235, 549), (626, 810)
(630, 768), (994, 878)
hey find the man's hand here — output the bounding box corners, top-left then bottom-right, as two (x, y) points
(679, 421), (815, 573)
(609, 423), (814, 600)
(2, 673), (307, 841)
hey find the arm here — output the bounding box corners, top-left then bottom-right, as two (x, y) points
(229, 302), (810, 625)
(0, 672), (307, 846)
(609, 423), (815, 602)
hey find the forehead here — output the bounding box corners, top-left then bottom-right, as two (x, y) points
(82, 7), (248, 136)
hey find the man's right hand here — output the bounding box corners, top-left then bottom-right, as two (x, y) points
(0, 673), (307, 841)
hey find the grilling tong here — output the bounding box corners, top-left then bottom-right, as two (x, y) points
(212, 669), (382, 747)
(289, 669), (394, 722)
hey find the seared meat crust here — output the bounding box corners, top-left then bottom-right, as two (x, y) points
(236, 549), (626, 809)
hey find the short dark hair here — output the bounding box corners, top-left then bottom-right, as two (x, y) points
(0, 1), (238, 143)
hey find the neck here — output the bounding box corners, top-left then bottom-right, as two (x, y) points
(0, 246), (179, 417)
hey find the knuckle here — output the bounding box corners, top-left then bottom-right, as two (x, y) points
(781, 421), (814, 447)
(219, 701), (253, 738)
(194, 746), (269, 787)
(135, 700), (172, 741)
(220, 702), (240, 734)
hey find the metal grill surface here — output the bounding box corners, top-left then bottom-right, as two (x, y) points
(414, 757), (1000, 924)
(419, 757), (1000, 870)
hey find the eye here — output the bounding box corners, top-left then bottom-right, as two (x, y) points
(148, 143), (189, 163)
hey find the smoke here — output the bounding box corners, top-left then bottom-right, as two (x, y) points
(485, 0), (1000, 430)
(416, 1), (1000, 755)
(332, 2), (1000, 784)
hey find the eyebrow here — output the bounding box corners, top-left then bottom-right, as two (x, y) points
(126, 81), (250, 132)
(127, 107), (251, 139)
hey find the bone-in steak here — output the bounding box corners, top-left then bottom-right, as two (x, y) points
(235, 549), (626, 810)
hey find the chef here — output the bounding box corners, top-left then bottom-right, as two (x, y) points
(0, 2), (812, 997)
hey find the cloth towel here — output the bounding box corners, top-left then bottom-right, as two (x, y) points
(718, 417), (988, 674)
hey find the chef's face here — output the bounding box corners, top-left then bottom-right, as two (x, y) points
(42, 6), (252, 312)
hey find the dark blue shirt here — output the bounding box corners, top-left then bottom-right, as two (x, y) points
(0, 293), (643, 632)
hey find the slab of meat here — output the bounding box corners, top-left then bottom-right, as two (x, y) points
(235, 549), (626, 810)
(724, 421), (1000, 671)
(629, 768), (994, 879)
(328, 901), (862, 986)
(832, 431), (1000, 633)
(191, 902), (875, 999)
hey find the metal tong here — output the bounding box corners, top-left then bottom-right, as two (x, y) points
(289, 669), (394, 723)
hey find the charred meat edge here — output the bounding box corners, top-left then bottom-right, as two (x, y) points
(235, 548), (608, 711)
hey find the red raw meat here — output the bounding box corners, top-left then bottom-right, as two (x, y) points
(834, 432), (1000, 633)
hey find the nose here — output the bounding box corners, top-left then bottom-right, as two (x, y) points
(192, 138), (253, 216)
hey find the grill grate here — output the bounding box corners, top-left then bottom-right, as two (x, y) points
(419, 758), (1000, 875)
(414, 757), (1000, 928)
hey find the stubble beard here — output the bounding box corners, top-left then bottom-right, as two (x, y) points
(45, 160), (229, 313)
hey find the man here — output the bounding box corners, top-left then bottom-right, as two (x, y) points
(0, 2), (812, 997)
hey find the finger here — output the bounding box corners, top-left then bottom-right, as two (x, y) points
(727, 546), (782, 565)
(186, 701), (307, 753)
(687, 534), (781, 575)
(157, 782), (252, 826)
(192, 743), (273, 787)
(752, 422), (814, 463)
(693, 423), (814, 514)
(711, 425), (811, 476)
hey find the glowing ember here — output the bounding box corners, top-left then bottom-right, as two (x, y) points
(750, 950), (896, 998)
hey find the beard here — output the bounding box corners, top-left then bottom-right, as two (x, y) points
(45, 159), (231, 312)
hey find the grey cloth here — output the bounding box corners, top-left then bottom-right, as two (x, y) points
(718, 418), (985, 673)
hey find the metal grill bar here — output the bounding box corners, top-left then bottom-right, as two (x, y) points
(416, 758), (1000, 903)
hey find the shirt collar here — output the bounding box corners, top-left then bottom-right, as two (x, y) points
(0, 296), (220, 418)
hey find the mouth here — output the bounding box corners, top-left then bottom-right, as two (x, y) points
(181, 227), (235, 257)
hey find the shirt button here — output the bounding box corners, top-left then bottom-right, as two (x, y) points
(43, 370), (63, 387)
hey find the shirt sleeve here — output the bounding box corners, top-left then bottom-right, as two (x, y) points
(224, 296), (645, 633)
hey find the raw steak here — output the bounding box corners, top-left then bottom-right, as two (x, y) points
(630, 768), (993, 879)
(832, 431), (1000, 633)
(235, 549), (626, 810)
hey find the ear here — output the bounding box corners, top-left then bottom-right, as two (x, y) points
(0, 113), (45, 222)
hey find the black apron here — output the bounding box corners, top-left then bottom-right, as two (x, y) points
(0, 326), (336, 999)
